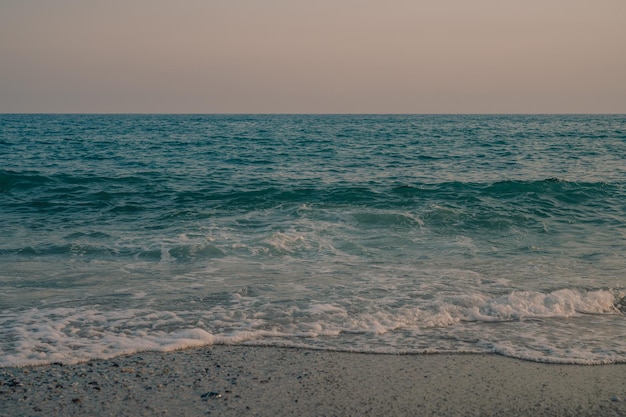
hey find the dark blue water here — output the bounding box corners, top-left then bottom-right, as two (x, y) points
(1, 114), (625, 366)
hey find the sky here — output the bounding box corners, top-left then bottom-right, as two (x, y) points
(1, 0), (625, 114)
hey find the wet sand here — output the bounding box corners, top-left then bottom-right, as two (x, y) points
(1, 345), (625, 416)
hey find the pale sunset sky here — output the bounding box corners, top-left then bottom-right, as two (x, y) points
(1, 0), (624, 113)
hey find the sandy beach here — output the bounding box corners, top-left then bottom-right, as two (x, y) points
(1, 346), (625, 417)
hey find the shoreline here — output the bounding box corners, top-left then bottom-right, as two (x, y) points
(2, 346), (625, 417)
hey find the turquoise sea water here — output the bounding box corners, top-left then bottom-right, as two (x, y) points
(1, 114), (625, 366)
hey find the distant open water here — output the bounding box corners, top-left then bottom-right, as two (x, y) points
(1, 114), (625, 366)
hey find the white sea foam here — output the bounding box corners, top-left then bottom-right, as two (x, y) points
(263, 232), (306, 253)
(1, 287), (623, 367)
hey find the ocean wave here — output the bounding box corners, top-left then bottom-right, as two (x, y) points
(1, 287), (623, 367)
(0, 170), (53, 192)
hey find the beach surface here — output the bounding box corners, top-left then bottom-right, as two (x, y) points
(1, 346), (625, 417)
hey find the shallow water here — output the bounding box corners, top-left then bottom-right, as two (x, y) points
(1, 114), (625, 366)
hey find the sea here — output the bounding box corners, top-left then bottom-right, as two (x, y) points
(1, 114), (625, 367)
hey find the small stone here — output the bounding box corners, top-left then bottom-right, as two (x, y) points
(201, 391), (222, 399)
(7, 379), (23, 388)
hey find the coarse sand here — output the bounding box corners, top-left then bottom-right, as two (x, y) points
(2, 345), (625, 417)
